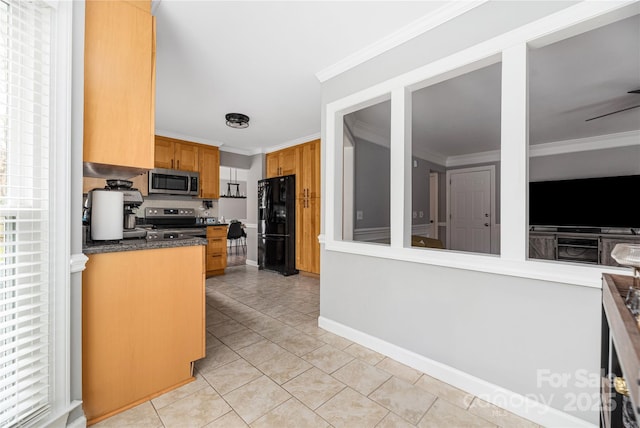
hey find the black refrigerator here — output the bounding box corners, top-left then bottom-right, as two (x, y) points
(258, 175), (298, 276)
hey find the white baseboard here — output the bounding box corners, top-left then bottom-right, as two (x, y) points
(66, 415), (87, 428)
(245, 259), (259, 267)
(318, 316), (595, 428)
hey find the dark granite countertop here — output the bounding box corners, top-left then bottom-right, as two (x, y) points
(83, 237), (208, 255)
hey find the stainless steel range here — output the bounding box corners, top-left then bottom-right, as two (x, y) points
(144, 207), (206, 241)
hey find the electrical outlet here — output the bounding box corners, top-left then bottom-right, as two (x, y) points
(419, 211), (424, 218)
(412, 211), (417, 219)
(413, 160), (418, 168)
(356, 210), (363, 220)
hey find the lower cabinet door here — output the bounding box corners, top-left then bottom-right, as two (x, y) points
(82, 245), (205, 424)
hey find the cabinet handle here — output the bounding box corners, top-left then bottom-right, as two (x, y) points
(171, 159), (174, 168)
(177, 159), (180, 169)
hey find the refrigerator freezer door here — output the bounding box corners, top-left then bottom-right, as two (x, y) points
(258, 235), (297, 276)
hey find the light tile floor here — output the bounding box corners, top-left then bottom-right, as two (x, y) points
(94, 266), (541, 428)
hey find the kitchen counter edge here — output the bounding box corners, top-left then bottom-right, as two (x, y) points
(83, 237), (208, 255)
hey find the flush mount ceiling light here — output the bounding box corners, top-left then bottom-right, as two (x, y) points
(225, 113), (250, 129)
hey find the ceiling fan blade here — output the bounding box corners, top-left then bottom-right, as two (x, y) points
(585, 104), (640, 122)
(628, 89), (640, 94)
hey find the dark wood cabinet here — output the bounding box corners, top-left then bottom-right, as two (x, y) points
(529, 233), (556, 260)
(601, 274), (640, 428)
(529, 233), (640, 266)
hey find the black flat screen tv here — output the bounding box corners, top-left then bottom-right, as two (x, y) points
(529, 174), (640, 229)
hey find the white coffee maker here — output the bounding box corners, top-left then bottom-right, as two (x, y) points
(85, 180), (145, 241)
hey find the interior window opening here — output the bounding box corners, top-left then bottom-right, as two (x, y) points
(528, 14), (640, 266)
(410, 62), (502, 255)
(342, 100), (391, 245)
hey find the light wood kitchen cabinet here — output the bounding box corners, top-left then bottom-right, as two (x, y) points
(206, 226), (227, 276)
(297, 139), (320, 199)
(296, 196), (320, 274)
(295, 139), (321, 274)
(82, 245), (205, 425)
(154, 135), (220, 198)
(154, 135), (199, 172)
(83, 0), (155, 171)
(266, 146), (298, 178)
(199, 146), (220, 199)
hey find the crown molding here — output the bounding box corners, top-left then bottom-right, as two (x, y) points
(446, 149), (500, 167)
(412, 145), (448, 167)
(155, 128), (263, 156)
(155, 128), (223, 147)
(529, 129), (640, 158)
(219, 145), (261, 156)
(443, 131), (639, 167)
(315, 0), (488, 83)
(350, 119), (390, 148)
(263, 132), (321, 154)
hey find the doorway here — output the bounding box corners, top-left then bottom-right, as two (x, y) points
(446, 165), (495, 254)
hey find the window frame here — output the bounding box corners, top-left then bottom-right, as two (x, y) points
(323, 1), (639, 289)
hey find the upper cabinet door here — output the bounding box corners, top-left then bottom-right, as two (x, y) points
(199, 146), (220, 199)
(279, 147), (298, 177)
(154, 137), (174, 169)
(83, 0), (155, 170)
(266, 147), (298, 178)
(174, 142), (199, 172)
(265, 153), (280, 178)
(298, 139), (320, 199)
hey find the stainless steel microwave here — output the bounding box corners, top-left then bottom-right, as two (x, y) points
(148, 168), (199, 196)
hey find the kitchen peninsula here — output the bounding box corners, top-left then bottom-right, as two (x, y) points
(82, 240), (206, 425)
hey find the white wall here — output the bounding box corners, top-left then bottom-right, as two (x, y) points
(245, 154), (263, 265)
(218, 178), (247, 221)
(530, 144), (640, 181)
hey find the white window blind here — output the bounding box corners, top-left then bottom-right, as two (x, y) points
(0, 0), (53, 427)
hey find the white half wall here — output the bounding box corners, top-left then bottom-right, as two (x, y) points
(320, 250), (601, 426)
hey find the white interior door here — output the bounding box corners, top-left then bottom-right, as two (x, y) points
(447, 166), (494, 253)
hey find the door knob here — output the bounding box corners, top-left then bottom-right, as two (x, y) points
(484, 223), (489, 227)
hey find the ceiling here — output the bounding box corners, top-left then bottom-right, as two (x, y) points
(153, 1), (447, 154)
(154, 2), (639, 158)
(349, 13), (640, 159)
